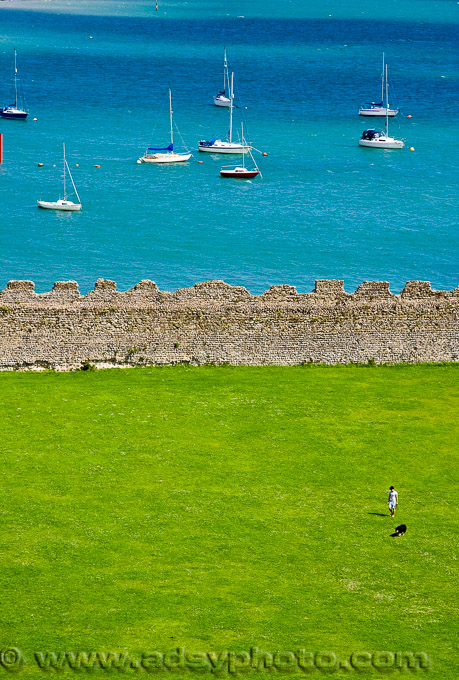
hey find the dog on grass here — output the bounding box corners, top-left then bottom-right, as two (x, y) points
(395, 524), (407, 536)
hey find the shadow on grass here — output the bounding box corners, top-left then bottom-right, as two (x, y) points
(368, 512), (390, 517)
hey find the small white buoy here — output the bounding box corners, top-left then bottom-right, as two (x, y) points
(33, 117), (38, 121)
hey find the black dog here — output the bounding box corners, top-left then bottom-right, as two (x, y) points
(395, 524), (407, 536)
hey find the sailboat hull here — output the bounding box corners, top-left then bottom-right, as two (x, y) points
(220, 168), (259, 178)
(138, 90), (190, 165)
(214, 95), (231, 107)
(359, 107), (398, 117)
(198, 141), (250, 154)
(0, 108), (28, 120)
(359, 137), (404, 149)
(37, 200), (82, 211)
(138, 153), (191, 164)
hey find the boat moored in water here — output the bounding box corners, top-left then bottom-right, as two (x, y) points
(200, 73), (251, 154)
(359, 53), (399, 117)
(138, 90), (191, 163)
(1, 105), (28, 120)
(220, 124), (261, 178)
(359, 66), (404, 149)
(220, 166), (260, 178)
(38, 198), (82, 211)
(37, 143), (82, 211)
(199, 138), (250, 154)
(359, 101), (398, 117)
(358, 128), (404, 149)
(213, 48), (233, 107)
(1, 50), (28, 120)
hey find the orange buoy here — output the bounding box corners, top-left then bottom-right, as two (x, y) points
(262, 152), (268, 157)
(198, 160), (203, 163)
(407, 114), (412, 118)
(38, 162), (44, 167)
(409, 147), (415, 151)
(94, 164), (100, 168)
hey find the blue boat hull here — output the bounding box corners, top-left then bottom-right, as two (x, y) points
(0, 109), (28, 120)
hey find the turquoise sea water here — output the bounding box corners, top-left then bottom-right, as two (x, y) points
(0, 0), (457, 293)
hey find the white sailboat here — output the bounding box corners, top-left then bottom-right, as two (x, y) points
(359, 53), (399, 117)
(199, 73), (251, 154)
(137, 90), (191, 164)
(1, 50), (28, 120)
(220, 124), (260, 178)
(359, 66), (404, 149)
(213, 48), (233, 107)
(37, 143), (82, 211)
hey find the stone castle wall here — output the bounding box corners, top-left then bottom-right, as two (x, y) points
(0, 278), (457, 370)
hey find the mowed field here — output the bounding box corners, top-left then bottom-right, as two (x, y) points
(0, 365), (458, 678)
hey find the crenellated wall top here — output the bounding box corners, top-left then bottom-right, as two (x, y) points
(0, 278), (457, 308)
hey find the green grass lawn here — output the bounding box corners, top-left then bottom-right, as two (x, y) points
(0, 365), (458, 677)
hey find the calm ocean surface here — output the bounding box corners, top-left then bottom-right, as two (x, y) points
(0, 0), (457, 293)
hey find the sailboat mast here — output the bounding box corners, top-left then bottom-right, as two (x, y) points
(67, 158), (81, 204)
(63, 143), (81, 203)
(381, 52), (385, 105)
(385, 65), (389, 136)
(385, 63), (391, 112)
(63, 143), (67, 200)
(169, 89), (173, 148)
(223, 48), (227, 92)
(229, 73), (233, 144)
(14, 49), (18, 108)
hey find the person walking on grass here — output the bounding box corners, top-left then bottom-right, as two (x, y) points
(388, 486), (398, 517)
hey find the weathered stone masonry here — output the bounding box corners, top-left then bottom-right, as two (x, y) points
(0, 278), (457, 370)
